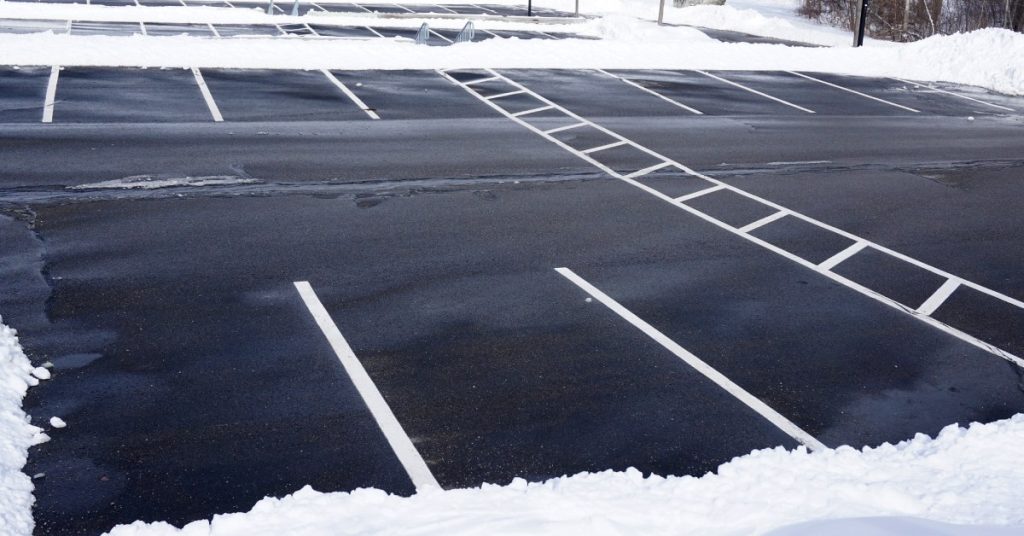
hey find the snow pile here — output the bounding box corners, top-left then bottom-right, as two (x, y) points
(107, 416), (1024, 535)
(665, 0), (863, 46)
(0, 319), (44, 536)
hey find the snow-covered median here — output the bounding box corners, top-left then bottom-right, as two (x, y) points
(0, 319), (45, 536)
(103, 415), (1024, 535)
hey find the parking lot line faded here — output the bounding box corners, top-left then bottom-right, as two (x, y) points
(555, 267), (826, 451)
(891, 77), (1014, 111)
(294, 281), (440, 491)
(596, 69), (704, 115)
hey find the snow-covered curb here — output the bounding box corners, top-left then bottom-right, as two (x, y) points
(107, 415), (1024, 535)
(0, 318), (45, 536)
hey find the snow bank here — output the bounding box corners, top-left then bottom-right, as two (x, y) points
(0, 318), (44, 536)
(107, 415), (1024, 536)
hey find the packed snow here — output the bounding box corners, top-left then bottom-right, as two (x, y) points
(105, 416), (1024, 535)
(69, 175), (261, 190)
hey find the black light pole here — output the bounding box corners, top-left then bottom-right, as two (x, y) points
(853, 0), (869, 46)
(528, 0), (533, 17)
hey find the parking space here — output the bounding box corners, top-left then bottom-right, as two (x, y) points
(199, 68), (369, 121)
(807, 72), (1012, 116)
(0, 67), (50, 123)
(328, 70), (496, 119)
(52, 67), (214, 122)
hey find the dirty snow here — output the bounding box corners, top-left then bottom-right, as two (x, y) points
(69, 175), (261, 190)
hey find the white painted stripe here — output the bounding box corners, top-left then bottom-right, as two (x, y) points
(479, 28), (499, 38)
(139, 22), (148, 35)
(544, 122), (586, 135)
(892, 77), (1014, 112)
(294, 282), (440, 490)
(918, 279), (961, 316)
(430, 29), (453, 43)
(485, 89), (526, 100)
(472, 3), (498, 13)
(555, 268), (826, 451)
(191, 67), (224, 122)
(695, 70), (816, 114)
(322, 70), (380, 120)
(674, 184), (725, 203)
(623, 161), (672, 179)
(512, 105), (554, 117)
(581, 140), (628, 154)
(42, 66), (59, 124)
(365, 26), (385, 38)
(206, 23), (219, 37)
(738, 210), (788, 233)
(434, 3), (458, 13)
(394, 3), (415, 12)
(818, 241), (868, 271)
(464, 76), (499, 86)
(353, 2), (373, 12)
(788, 71), (920, 113)
(304, 24), (319, 36)
(442, 68), (1024, 371)
(596, 69), (703, 115)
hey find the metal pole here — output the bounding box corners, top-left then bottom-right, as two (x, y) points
(853, 0), (869, 47)
(527, 0), (532, 17)
(657, 0), (666, 25)
(575, 0), (579, 17)
(266, 0), (275, 15)
(291, 0), (300, 16)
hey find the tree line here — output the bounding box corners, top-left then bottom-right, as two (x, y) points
(799, 0), (1023, 41)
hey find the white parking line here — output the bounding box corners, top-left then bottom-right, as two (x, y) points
(294, 281), (440, 491)
(430, 29), (453, 43)
(42, 66), (59, 124)
(352, 2), (373, 12)
(624, 161), (672, 179)
(674, 184), (725, 202)
(365, 26), (385, 38)
(695, 70), (816, 114)
(544, 122), (586, 134)
(917, 278), (961, 316)
(486, 89), (526, 100)
(596, 69), (703, 115)
(555, 267), (826, 451)
(892, 77), (1015, 112)
(434, 3), (459, 13)
(321, 70), (380, 120)
(581, 140), (628, 154)
(441, 68), (1024, 370)
(818, 241), (867, 271)
(394, 3), (415, 12)
(471, 3), (498, 13)
(140, 22), (148, 35)
(738, 210), (788, 233)
(464, 76), (500, 86)
(787, 71), (920, 113)
(512, 105), (554, 117)
(206, 23), (220, 37)
(191, 67), (224, 122)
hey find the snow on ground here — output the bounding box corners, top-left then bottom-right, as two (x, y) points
(0, 319), (45, 536)
(105, 416), (1024, 535)
(1, 1), (1022, 94)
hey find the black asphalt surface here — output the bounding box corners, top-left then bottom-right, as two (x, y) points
(1, 67), (1023, 535)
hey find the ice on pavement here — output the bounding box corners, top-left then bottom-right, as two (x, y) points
(69, 175), (261, 190)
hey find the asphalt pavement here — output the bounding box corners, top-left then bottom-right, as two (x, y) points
(1, 67), (1023, 535)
